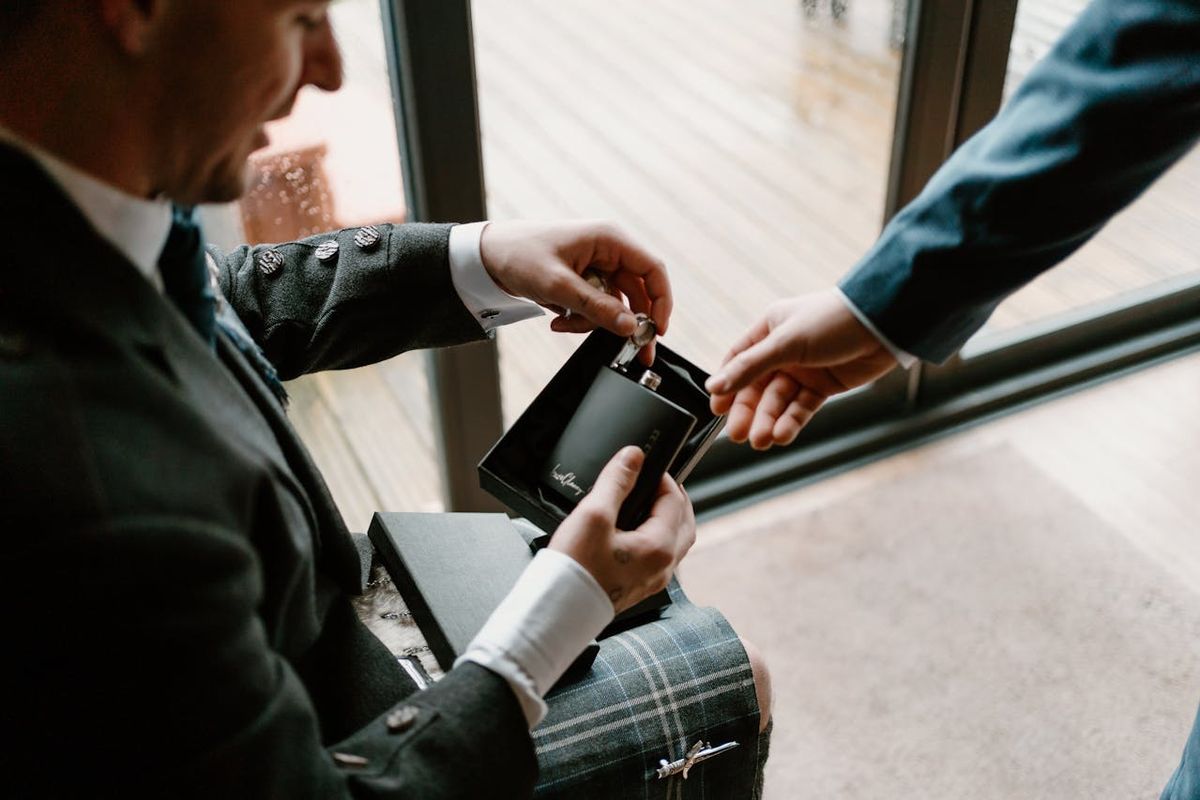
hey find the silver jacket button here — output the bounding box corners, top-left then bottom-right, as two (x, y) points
(332, 752), (369, 768)
(257, 249), (284, 277)
(386, 705), (419, 733)
(354, 225), (382, 251)
(315, 239), (340, 263)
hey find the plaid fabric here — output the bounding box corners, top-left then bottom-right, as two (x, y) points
(533, 579), (765, 799)
(359, 565), (767, 798)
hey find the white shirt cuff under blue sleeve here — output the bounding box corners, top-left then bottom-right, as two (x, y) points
(456, 548), (614, 728)
(448, 221), (545, 332)
(835, 287), (918, 369)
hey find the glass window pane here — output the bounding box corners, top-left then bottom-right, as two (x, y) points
(968, 0), (1200, 342)
(471, 0), (906, 421)
(205, 0), (443, 528)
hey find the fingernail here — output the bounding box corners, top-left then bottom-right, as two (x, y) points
(617, 312), (636, 332)
(622, 445), (643, 466)
(705, 375), (726, 393)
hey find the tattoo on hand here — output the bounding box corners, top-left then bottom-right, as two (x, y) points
(614, 547), (632, 564)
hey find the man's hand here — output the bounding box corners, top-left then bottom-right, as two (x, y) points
(479, 220), (671, 364)
(549, 447), (695, 614)
(705, 289), (900, 449)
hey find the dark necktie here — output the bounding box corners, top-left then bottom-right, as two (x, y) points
(158, 205), (217, 348)
(158, 206), (288, 405)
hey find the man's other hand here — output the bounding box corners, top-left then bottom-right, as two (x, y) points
(705, 289), (899, 450)
(549, 447), (695, 614)
(479, 220), (671, 364)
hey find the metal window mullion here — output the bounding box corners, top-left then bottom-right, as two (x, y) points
(883, 0), (1017, 409)
(381, 0), (506, 512)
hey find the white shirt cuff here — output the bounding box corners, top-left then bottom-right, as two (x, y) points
(448, 222), (545, 332)
(835, 287), (918, 369)
(456, 548), (614, 728)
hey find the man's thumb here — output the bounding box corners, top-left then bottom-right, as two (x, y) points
(585, 446), (645, 513)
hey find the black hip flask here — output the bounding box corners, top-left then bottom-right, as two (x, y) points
(541, 365), (697, 530)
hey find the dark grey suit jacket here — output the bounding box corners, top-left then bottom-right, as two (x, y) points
(0, 146), (535, 798)
(841, 0), (1200, 361)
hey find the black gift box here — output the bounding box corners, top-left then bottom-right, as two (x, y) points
(368, 511), (599, 681)
(479, 329), (726, 621)
(368, 329), (723, 684)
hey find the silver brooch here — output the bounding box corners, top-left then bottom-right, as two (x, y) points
(655, 740), (739, 780)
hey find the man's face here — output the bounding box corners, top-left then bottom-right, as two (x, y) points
(147, 0), (342, 204)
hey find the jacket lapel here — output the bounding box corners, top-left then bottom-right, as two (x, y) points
(215, 333), (365, 587)
(0, 144), (328, 550)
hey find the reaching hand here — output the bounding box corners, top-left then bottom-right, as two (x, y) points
(549, 447), (695, 614)
(479, 220), (671, 364)
(704, 289), (900, 449)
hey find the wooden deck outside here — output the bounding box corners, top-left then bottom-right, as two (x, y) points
(279, 0), (1200, 530)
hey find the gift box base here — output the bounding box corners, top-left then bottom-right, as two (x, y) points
(479, 329), (726, 628)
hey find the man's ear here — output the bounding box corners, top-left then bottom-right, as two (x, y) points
(97, 0), (166, 56)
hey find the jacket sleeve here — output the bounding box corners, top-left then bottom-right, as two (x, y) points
(210, 222), (489, 381)
(840, 0), (1200, 362)
(2, 516), (535, 799)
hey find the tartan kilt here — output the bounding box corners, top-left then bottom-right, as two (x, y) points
(357, 553), (766, 799)
(533, 579), (764, 799)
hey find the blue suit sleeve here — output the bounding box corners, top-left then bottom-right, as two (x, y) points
(840, 0), (1200, 363)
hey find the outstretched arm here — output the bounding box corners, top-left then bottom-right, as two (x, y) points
(842, 0), (1200, 362)
(708, 0), (1200, 447)
(212, 220), (671, 379)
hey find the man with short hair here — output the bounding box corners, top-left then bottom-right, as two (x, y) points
(0, 1), (768, 796)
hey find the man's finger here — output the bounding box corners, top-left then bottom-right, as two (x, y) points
(583, 446), (645, 516)
(638, 341), (657, 366)
(771, 391), (824, 446)
(675, 484), (696, 558)
(725, 374), (770, 443)
(707, 319), (770, 393)
(549, 315), (597, 334)
(749, 372), (799, 450)
(709, 390), (735, 416)
(610, 271), (651, 319)
(566, 273), (638, 337)
(593, 228), (673, 334)
(706, 330), (792, 396)
(636, 475), (688, 547)
(607, 272), (658, 365)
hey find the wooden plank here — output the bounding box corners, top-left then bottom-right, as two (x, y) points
(504, 0), (894, 248)
(476, 64), (777, 362)
(307, 362), (445, 516)
(473, 0), (896, 369)
(284, 376), (383, 532)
